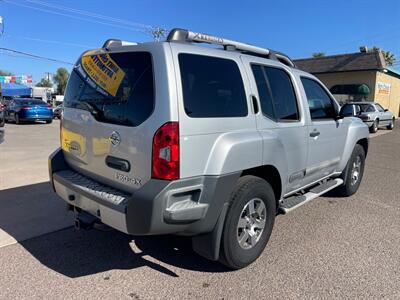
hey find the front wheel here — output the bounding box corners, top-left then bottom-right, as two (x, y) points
(335, 144), (366, 197)
(219, 175), (276, 269)
(46, 119), (53, 124)
(387, 118), (395, 130)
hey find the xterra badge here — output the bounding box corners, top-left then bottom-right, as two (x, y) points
(115, 173), (142, 186)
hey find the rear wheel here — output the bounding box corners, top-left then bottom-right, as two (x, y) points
(46, 119), (53, 124)
(387, 118), (395, 130)
(369, 120), (378, 133)
(335, 144), (366, 197)
(219, 175), (276, 269)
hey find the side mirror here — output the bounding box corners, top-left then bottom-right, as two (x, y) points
(338, 106), (354, 118)
(384, 109), (389, 112)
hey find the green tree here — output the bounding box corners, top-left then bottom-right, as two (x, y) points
(371, 46), (397, 66)
(0, 70), (13, 76)
(312, 52), (326, 58)
(36, 78), (52, 88)
(53, 67), (69, 95)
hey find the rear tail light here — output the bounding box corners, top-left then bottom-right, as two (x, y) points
(21, 106), (32, 110)
(152, 122), (179, 180)
(359, 114), (369, 121)
(47, 104), (53, 109)
(0, 104), (4, 112)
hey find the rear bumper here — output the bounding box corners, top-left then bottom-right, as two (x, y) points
(49, 148), (239, 236)
(363, 120), (374, 127)
(18, 111), (53, 120)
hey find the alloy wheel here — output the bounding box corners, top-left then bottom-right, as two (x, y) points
(236, 198), (266, 250)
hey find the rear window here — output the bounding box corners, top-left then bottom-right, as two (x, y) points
(64, 51), (154, 127)
(15, 99), (46, 106)
(179, 53), (248, 118)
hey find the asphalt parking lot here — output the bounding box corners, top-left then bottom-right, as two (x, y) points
(0, 121), (399, 299)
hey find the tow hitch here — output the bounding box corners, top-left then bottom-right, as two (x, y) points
(74, 211), (99, 230)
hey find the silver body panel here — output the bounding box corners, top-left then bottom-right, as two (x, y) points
(59, 40), (369, 204)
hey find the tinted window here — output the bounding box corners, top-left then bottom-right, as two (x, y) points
(65, 52), (154, 127)
(15, 99), (46, 106)
(251, 65), (274, 119)
(366, 105), (375, 112)
(179, 54), (248, 118)
(251, 65), (299, 121)
(301, 78), (336, 120)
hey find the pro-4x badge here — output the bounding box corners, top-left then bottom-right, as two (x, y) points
(109, 131), (121, 147)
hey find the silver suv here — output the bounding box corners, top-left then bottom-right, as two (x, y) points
(49, 29), (369, 269)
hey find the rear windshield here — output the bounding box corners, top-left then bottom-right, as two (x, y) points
(15, 99), (47, 106)
(64, 51), (154, 127)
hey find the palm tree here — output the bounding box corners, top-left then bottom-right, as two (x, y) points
(382, 51), (396, 66)
(371, 46), (396, 66)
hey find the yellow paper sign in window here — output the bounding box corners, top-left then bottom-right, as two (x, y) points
(81, 53), (126, 97)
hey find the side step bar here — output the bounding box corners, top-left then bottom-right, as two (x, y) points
(279, 178), (343, 214)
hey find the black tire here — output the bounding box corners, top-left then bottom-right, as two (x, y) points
(369, 119), (378, 133)
(335, 144), (366, 197)
(219, 175), (276, 269)
(15, 114), (20, 124)
(46, 119), (53, 124)
(387, 118), (395, 130)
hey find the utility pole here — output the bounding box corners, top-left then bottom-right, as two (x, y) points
(44, 72), (52, 82)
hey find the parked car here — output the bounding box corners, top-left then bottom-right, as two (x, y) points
(341, 102), (395, 133)
(53, 104), (64, 119)
(0, 103), (5, 144)
(4, 98), (53, 124)
(49, 29), (369, 269)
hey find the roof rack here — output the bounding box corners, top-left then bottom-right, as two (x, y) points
(167, 28), (296, 68)
(102, 39), (138, 50)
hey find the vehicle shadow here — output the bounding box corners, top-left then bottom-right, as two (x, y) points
(0, 182), (73, 243)
(20, 227), (229, 278)
(0, 182), (229, 278)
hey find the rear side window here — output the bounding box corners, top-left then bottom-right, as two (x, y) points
(65, 52), (154, 127)
(301, 78), (336, 120)
(179, 54), (248, 118)
(251, 65), (299, 121)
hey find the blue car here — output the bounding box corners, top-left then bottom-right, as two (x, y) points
(4, 98), (53, 124)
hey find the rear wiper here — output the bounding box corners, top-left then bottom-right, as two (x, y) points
(74, 100), (101, 116)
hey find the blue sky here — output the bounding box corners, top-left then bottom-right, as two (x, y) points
(0, 0), (399, 84)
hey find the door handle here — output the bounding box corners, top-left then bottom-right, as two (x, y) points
(309, 130), (320, 137)
(105, 156), (131, 172)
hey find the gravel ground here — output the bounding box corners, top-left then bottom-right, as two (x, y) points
(0, 121), (399, 299)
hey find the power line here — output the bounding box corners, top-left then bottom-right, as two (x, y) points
(26, 0), (151, 30)
(2, 0), (150, 33)
(4, 34), (94, 49)
(0, 47), (73, 65)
